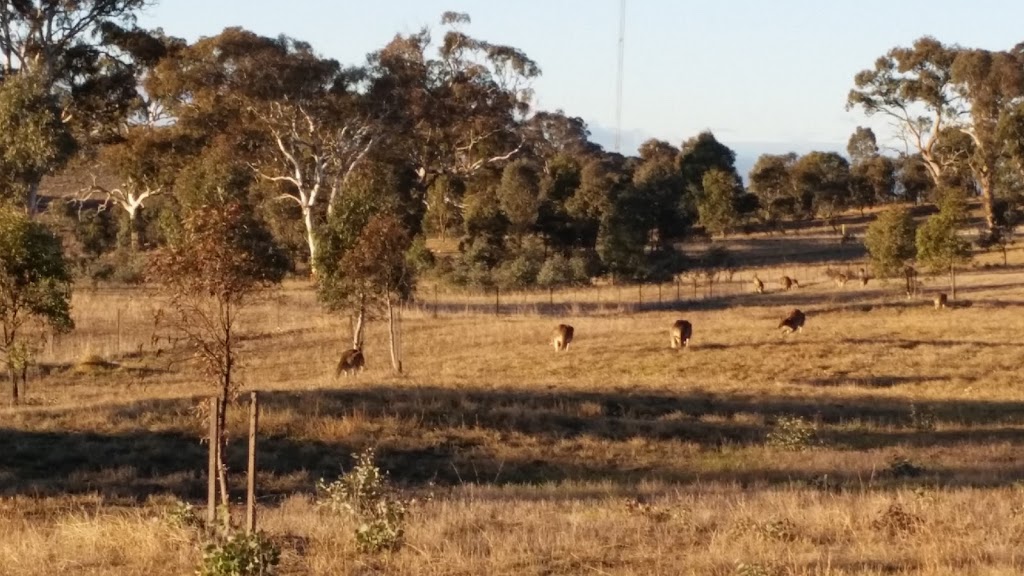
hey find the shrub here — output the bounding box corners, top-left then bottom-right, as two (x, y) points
(908, 403), (936, 431)
(405, 234), (435, 275)
(198, 531), (280, 576)
(568, 253), (599, 284)
(766, 416), (817, 451)
(317, 448), (410, 554)
(871, 502), (920, 535)
(884, 455), (925, 479)
(164, 499), (202, 530)
(536, 254), (573, 288)
(864, 207), (916, 277)
(494, 252), (542, 289)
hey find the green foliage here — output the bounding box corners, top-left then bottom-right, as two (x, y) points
(632, 143), (690, 246)
(916, 212), (971, 274)
(150, 200), (287, 414)
(791, 151), (851, 219)
(101, 249), (147, 285)
(895, 155), (934, 203)
(766, 416), (817, 451)
(679, 131), (738, 196)
(165, 499), (203, 531)
(317, 448), (410, 554)
(851, 155), (896, 210)
(0, 204), (73, 402)
(424, 175), (463, 240)
(568, 253), (599, 283)
(493, 243), (543, 289)
(405, 235), (435, 274)
(864, 208), (917, 277)
(0, 70), (76, 202)
(698, 168), (740, 237)
(0, 203), (75, 336)
(596, 187), (650, 280)
(747, 153), (799, 225)
(198, 531), (281, 576)
(318, 211), (415, 313)
(536, 253), (573, 288)
(847, 126), (879, 164)
(152, 201), (288, 301)
(497, 159), (541, 237)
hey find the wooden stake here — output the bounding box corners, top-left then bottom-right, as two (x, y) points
(207, 396), (219, 527)
(245, 392), (259, 534)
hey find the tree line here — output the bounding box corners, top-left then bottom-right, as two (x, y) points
(2, 3), (1024, 397)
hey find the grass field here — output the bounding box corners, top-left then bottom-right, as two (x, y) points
(3, 216), (1024, 575)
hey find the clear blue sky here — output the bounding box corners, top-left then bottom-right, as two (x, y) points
(138, 0), (1024, 163)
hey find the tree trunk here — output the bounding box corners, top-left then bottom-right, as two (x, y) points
(128, 211), (139, 252)
(27, 181), (40, 219)
(9, 365), (17, 405)
(979, 170), (996, 232)
(218, 313), (233, 512)
(950, 264), (957, 300)
(386, 293), (402, 374)
(302, 205), (319, 277)
(215, 384), (229, 512)
(352, 298), (366, 350)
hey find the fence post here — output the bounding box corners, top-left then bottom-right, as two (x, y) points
(116, 308), (122, 354)
(246, 391), (259, 534)
(207, 396), (220, 527)
(432, 285), (438, 319)
(494, 286), (500, 316)
(637, 283), (642, 309)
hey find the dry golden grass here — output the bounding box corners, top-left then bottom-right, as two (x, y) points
(3, 219), (1024, 574)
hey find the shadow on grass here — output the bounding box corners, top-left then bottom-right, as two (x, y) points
(5, 384), (1024, 500)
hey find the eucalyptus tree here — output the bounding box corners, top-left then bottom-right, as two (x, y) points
(848, 37), (958, 189)
(748, 153), (799, 225)
(948, 48), (1024, 230)
(150, 28), (378, 274)
(0, 0), (157, 213)
(365, 12), (541, 212)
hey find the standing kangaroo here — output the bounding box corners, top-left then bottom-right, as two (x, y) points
(552, 324), (574, 352)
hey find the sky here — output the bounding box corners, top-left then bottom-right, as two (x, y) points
(137, 0), (1024, 174)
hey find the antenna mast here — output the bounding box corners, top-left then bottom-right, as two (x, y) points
(614, 0), (626, 153)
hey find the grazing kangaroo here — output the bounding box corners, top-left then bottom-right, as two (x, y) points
(779, 309), (806, 334)
(335, 348), (365, 377)
(670, 319), (693, 349)
(934, 293), (948, 310)
(780, 276), (796, 291)
(552, 324), (574, 352)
